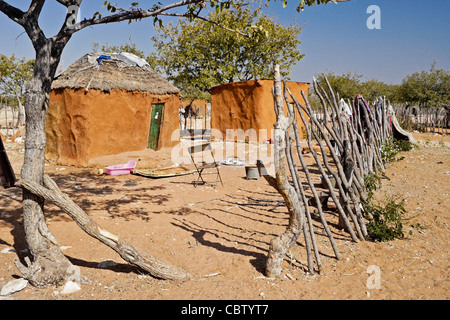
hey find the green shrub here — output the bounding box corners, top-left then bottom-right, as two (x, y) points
(381, 138), (413, 164)
(395, 139), (414, 152)
(364, 195), (407, 242)
(361, 138), (414, 242)
(363, 171), (407, 242)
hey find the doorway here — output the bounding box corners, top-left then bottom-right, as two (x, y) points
(148, 103), (164, 150)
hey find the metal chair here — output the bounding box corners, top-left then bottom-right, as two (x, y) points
(188, 142), (223, 188)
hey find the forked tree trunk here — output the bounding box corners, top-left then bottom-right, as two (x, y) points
(259, 64), (305, 278)
(17, 42), (75, 287)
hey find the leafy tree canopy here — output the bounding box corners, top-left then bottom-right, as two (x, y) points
(315, 71), (363, 101)
(147, 0), (305, 101)
(398, 61), (450, 107)
(312, 72), (404, 106)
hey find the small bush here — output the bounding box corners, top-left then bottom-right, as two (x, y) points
(395, 139), (414, 152)
(381, 138), (413, 164)
(363, 171), (407, 242)
(364, 195), (407, 242)
(361, 139), (413, 242)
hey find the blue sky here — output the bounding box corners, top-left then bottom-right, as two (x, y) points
(0, 0), (449, 84)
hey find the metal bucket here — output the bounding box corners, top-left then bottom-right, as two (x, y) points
(245, 166), (260, 180)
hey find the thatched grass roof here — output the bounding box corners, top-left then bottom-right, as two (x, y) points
(51, 52), (180, 95)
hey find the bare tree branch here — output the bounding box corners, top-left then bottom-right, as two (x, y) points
(157, 12), (250, 37)
(25, 0), (46, 19)
(0, 1), (25, 25)
(58, 0), (205, 37)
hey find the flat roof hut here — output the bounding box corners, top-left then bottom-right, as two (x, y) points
(46, 52), (181, 167)
(210, 79), (310, 142)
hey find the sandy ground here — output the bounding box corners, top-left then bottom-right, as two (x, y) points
(0, 131), (448, 301)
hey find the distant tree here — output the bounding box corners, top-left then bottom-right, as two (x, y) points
(0, 54), (34, 125)
(315, 71), (362, 100)
(398, 61), (450, 107)
(148, 1), (304, 101)
(314, 71), (404, 105)
(359, 79), (400, 103)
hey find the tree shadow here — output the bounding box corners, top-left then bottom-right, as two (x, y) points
(0, 170), (173, 275)
(67, 255), (141, 275)
(179, 185), (353, 273)
(45, 172), (170, 221)
(167, 187), (293, 275)
(172, 218), (268, 275)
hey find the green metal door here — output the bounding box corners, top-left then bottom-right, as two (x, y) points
(148, 103), (163, 150)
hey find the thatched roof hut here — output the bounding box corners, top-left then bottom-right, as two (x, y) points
(46, 52), (181, 167)
(51, 52), (179, 95)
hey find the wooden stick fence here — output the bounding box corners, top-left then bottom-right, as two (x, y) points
(0, 95), (20, 137)
(259, 64), (404, 276)
(392, 104), (449, 135)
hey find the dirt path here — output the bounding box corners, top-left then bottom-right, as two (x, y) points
(0, 132), (448, 300)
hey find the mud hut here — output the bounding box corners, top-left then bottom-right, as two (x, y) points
(210, 79), (310, 142)
(46, 52), (181, 167)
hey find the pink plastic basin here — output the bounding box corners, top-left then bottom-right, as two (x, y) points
(105, 160), (137, 176)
